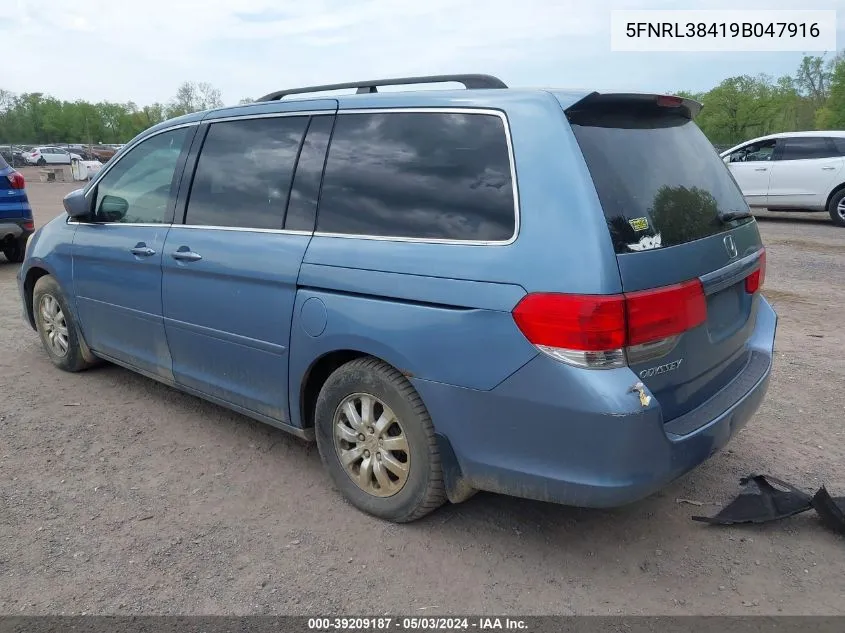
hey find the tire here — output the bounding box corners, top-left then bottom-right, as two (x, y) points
(33, 275), (95, 372)
(314, 357), (446, 522)
(2, 238), (24, 263)
(828, 188), (845, 227)
(37, 157), (46, 167)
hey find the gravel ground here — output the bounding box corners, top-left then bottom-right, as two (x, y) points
(1, 170), (844, 615)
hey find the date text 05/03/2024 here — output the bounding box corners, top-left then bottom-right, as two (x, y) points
(307, 617), (529, 630)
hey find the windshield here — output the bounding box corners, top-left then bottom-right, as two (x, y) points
(569, 109), (752, 254)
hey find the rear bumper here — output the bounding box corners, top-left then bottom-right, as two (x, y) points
(1, 220), (33, 243)
(413, 297), (777, 508)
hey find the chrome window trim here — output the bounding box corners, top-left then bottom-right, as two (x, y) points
(76, 107), (521, 246)
(313, 107), (520, 247)
(175, 225), (313, 236)
(68, 221), (168, 228)
(66, 221), (312, 236)
(202, 110), (331, 124)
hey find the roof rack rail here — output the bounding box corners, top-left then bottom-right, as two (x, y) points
(257, 74), (507, 102)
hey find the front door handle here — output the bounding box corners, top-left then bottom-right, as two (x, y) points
(172, 246), (202, 262)
(822, 166), (836, 170)
(130, 244), (156, 257)
(754, 167), (768, 171)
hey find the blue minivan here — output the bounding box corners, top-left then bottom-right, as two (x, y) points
(18, 75), (776, 522)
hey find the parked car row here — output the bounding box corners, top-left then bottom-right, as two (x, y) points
(0, 144), (123, 166)
(721, 131), (845, 227)
(0, 146), (34, 167)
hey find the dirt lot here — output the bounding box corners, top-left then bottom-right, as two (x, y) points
(1, 169), (844, 615)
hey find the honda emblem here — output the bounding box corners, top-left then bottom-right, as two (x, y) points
(723, 234), (738, 259)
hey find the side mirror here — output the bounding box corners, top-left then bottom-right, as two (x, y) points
(99, 195), (129, 222)
(63, 188), (92, 219)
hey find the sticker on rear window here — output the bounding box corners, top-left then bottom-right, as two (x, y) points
(627, 233), (662, 252)
(628, 216), (649, 232)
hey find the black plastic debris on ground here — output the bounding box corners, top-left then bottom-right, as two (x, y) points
(692, 474), (845, 537)
(811, 486), (845, 536)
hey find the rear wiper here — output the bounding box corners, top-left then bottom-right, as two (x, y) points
(717, 210), (753, 224)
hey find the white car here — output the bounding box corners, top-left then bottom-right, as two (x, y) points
(720, 131), (845, 227)
(23, 146), (83, 167)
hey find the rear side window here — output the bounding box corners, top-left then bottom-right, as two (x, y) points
(833, 138), (845, 156)
(185, 116), (308, 230)
(780, 137), (838, 160)
(569, 108), (751, 254)
(317, 111), (515, 241)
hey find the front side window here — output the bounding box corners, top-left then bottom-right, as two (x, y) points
(780, 137), (838, 161)
(94, 127), (190, 224)
(728, 139), (776, 163)
(316, 112), (516, 241)
(184, 116), (308, 230)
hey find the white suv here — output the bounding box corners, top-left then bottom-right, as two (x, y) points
(23, 147), (83, 167)
(721, 131), (845, 227)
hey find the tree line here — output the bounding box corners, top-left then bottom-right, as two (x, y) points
(1, 55), (843, 147)
(0, 81), (251, 146)
(680, 53), (845, 147)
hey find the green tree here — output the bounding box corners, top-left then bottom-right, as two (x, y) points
(166, 81), (224, 118)
(691, 75), (793, 145)
(815, 55), (845, 129)
(795, 54), (834, 107)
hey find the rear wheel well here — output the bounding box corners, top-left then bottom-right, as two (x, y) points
(300, 350), (368, 429)
(24, 267), (50, 330)
(826, 183), (845, 210)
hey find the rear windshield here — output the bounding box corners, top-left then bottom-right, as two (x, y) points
(0, 154), (8, 169)
(569, 107), (751, 254)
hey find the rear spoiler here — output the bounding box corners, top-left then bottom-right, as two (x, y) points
(563, 92), (703, 120)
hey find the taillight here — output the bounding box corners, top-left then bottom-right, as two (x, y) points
(512, 294), (626, 351)
(512, 280), (707, 369)
(745, 248), (766, 294)
(626, 280), (706, 346)
(6, 171), (25, 189)
(22, 220), (34, 231)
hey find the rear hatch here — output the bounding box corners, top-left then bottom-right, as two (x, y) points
(567, 93), (765, 421)
(0, 155), (31, 221)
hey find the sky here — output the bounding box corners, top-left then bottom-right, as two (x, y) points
(2, 0), (843, 106)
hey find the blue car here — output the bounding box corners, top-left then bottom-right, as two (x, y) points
(1, 154), (34, 263)
(18, 75), (776, 522)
